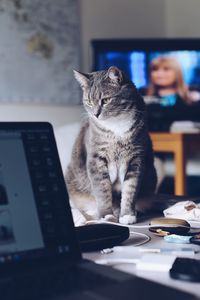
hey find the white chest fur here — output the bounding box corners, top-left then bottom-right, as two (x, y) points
(108, 161), (127, 185)
(99, 116), (133, 138)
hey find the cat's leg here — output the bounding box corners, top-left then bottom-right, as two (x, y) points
(66, 167), (96, 225)
(88, 157), (116, 222)
(70, 192), (98, 225)
(112, 189), (121, 221)
(65, 167), (87, 226)
(119, 181), (137, 225)
(119, 161), (142, 225)
(69, 199), (87, 226)
(77, 193), (98, 220)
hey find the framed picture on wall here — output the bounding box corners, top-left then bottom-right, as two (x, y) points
(0, 0), (80, 105)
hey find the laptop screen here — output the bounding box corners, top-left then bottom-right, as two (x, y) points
(0, 122), (80, 265)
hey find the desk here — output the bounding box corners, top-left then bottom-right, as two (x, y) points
(150, 132), (200, 196)
(84, 217), (200, 299)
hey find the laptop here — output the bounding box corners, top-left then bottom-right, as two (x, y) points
(0, 122), (197, 300)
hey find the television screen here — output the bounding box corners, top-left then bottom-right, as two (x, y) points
(92, 39), (200, 131)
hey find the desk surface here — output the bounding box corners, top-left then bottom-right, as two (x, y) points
(84, 219), (200, 299)
(150, 132), (200, 152)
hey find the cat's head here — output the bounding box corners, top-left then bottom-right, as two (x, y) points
(74, 66), (144, 120)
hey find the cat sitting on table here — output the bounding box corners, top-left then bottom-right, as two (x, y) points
(65, 66), (157, 226)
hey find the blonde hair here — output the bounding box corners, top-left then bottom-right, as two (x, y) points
(147, 56), (191, 104)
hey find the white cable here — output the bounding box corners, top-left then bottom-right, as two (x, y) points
(95, 258), (139, 266)
(129, 231), (151, 246)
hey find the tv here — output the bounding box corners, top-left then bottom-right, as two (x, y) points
(91, 38), (200, 131)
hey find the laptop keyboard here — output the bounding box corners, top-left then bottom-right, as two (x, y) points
(0, 264), (117, 300)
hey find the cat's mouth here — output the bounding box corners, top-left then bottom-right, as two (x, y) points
(94, 115), (104, 121)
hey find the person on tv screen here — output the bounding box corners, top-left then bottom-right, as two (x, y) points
(144, 56), (200, 107)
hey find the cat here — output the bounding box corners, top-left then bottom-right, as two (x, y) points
(65, 66), (157, 225)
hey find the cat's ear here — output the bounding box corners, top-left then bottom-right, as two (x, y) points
(73, 70), (90, 89)
(108, 66), (123, 84)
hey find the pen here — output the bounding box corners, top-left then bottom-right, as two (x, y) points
(112, 246), (195, 257)
(138, 248), (195, 254)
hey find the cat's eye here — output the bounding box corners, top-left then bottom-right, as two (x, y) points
(102, 98), (111, 105)
(85, 98), (93, 106)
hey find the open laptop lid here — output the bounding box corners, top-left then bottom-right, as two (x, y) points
(0, 122), (81, 270)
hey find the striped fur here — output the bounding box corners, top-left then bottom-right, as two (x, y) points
(65, 66), (157, 225)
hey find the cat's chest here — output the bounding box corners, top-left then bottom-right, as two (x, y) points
(106, 142), (130, 184)
(107, 138), (134, 159)
(99, 117), (134, 138)
(106, 139), (139, 184)
(107, 160), (127, 185)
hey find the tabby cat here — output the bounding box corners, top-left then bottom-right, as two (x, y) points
(65, 66), (157, 225)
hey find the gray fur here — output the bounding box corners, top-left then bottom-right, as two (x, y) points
(65, 66), (157, 225)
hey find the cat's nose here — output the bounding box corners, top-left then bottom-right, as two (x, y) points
(94, 111), (101, 118)
(93, 107), (101, 118)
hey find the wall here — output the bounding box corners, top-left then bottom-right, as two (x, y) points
(165, 0), (200, 37)
(80, 0), (166, 72)
(0, 104), (83, 129)
(0, 0), (82, 130)
(0, 0), (80, 105)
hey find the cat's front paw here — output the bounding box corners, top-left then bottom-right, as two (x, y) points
(102, 214), (117, 223)
(119, 215), (136, 225)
